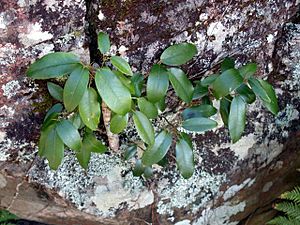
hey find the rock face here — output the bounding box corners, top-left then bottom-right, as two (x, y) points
(0, 1), (299, 225)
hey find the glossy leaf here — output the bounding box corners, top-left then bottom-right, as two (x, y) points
(182, 104), (217, 120)
(131, 73), (144, 97)
(143, 167), (153, 178)
(114, 71), (135, 94)
(79, 88), (101, 131)
(124, 145), (137, 160)
(83, 132), (107, 153)
(168, 68), (194, 103)
(146, 64), (169, 103)
(47, 82), (63, 101)
(193, 82), (208, 100)
(111, 56), (133, 76)
(182, 117), (217, 132)
(236, 84), (256, 104)
(42, 125), (64, 170)
(155, 97), (166, 112)
(69, 112), (84, 129)
(176, 135), (194, 179)
(97, 32), (110, 54)
(160, 43), (197, 66)
(228, 96), (246, 143)
(142, 130), (172, 166)
(110, 113), (128, 134)
(27, 52), (80, 79)
(180, 132), (193, 149)
(211, 68), (243, 99)
(63, 65), (89, 112)
(42, 112), (59, 131)
(95, 67), (132, 115)
(56, 119), (82, 151)
(219, 96), (232, 126)
(133, 159), (144, 176)
(201, 74), (219, 86)
(248, 78), (271, 103)
(259, 79), (279, 115)
(38, 123), (56, 157)
(239, 63), (257, 79)
(133, 111), (155, 145)
(221, 58), (235, 72)
(44, 103), (63, 121)
(137, 97), (158, 119)
(76, 145), (91, 170)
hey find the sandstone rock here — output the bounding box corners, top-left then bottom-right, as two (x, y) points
(0, 1), (299, 225)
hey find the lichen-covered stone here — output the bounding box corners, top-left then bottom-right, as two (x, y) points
(0, 1), (300, 225)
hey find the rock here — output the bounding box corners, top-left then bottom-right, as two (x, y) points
(0, 1), (299, 225)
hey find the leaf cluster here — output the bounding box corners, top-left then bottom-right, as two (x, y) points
(27, 32), (278, 178)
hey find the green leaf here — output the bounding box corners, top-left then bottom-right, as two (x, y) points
(27, 52), (80, 79)
(219, 96), (232, 126)
(201, 74), (219, 86)
(248, 77), (271, 103)
(47, 82), (63, 101)
(38, 123), (56, 157)
(221, 58), (235, 72)
(143, 167), (153, 178)
(157, 156), (168, 167)
(95, 67), (132, 115)
(202, 96), (212, 105)
(69, 112), (84, 129)
(176, 135), (194, 179)
(239, 63), (257, 79)
(193, 82), (208, 100)
(236, 84), (256, 104)
(137, 97), (158, 119)
(133, 111), (155, 145)
(56, 119), (82, 151)
(79, 88), (101, 131)
(133, 159), (145, 176)
(160, 43), (197, 66)
(124, 145), (137, 160)
(182, 117), (217, 132)
(111, 56), (133, 76)
(142, 130), (172, 166)
(42, 112), (59, 131)
(131, 73), (144, 97)
(110, 113), (128, 134)
(76, 145), (91, 170)
(168, 68), (194, 103)
(211, 68), (243, 99)
(83, 132), (107, 153)
(113, 70), (135, 94)
(42, 125), (64, 170)
(146, 64), (169, 103)
(228, 96), (246, 143)
(63, 65), (89, 112)
(44, 103), (63, 121)
(259, 79), (279, 115)
(97, 32), (110, 54)
(180, 132), (193, 149)
(155, 97), (166, 112)
(182, 104), (217, 120)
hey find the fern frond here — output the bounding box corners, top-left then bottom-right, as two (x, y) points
(281, 187), (300, 204)
(267, 216), (299, 225)
(275, 202), (300, 220)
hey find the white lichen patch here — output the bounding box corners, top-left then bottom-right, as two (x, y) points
(157, 170), (225, 215)
(194, 201), (246, 225)
(29, 151), (150, 217)
(2, 80), (21, 99)
(206, 22), (237, 53)
(19, 23), (53, 47)
(175, 219), (191, 225)
(91, 167), (153, 213)
(98, 10), (106, 21)
(223, 178), (255, 201)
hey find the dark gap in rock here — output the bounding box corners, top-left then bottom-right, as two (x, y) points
(85, 0), (102, 66)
